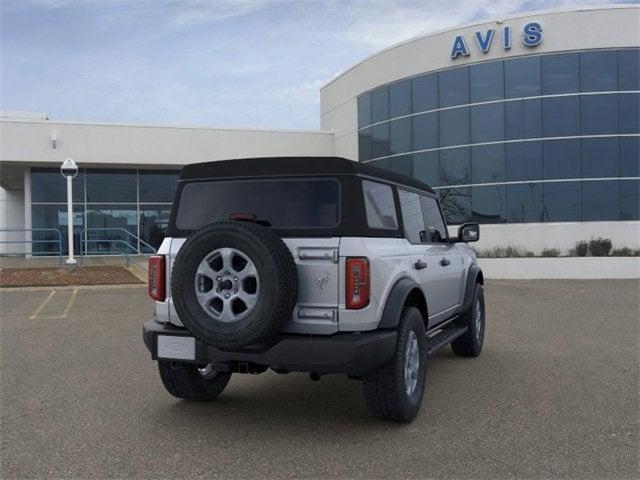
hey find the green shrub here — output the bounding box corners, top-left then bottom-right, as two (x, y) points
(610, 247), (640, 257)
(574, 240), (589, 257)
(588, 237), (612, 257)
(541, 248), (561, 257)
(477, 246), (535, 258)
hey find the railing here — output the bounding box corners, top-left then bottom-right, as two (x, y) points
(0, 228), (64, 264)
(79, 228), (156, 271)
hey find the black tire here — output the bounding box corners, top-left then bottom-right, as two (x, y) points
(362, 307), (427, 423)
(171, 221), (298, 350)
(451, 284), (485, 357)
(158, 361), (231, 401)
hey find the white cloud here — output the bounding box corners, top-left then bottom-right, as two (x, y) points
(337, 0), (614, 49)
(168, 0), (282, 28)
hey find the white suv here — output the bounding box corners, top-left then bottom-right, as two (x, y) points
(143, 156), (484, 423)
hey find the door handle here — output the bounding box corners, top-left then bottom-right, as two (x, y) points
(440, 257), (451, 267)
(414, 260), (427, 270)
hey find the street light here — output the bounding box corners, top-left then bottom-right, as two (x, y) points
(60, 158), (78, 265)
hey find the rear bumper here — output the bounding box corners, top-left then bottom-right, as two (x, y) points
(143, 320), (397, 375)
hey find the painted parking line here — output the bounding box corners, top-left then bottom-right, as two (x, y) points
(39, 288), (79, 319)
(28, 288), (80, 320)
(28, 290), (56, 319)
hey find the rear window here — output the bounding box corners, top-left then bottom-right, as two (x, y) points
(175, 178), (340, 230)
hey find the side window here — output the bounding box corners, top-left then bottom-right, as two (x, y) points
(420, 195), (448, 243)
(398, 189), (426, 244)
(362, 180), (398, 230)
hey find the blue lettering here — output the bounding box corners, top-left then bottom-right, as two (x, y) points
(450, 35), (470, 59)
(522, 22), (543, 47)
(503, 26), (511, 50)
(474, 29), (495, 53)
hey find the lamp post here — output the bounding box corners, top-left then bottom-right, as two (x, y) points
(60, 158), (78, 265)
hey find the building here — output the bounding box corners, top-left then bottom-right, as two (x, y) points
(1, 5), (638, 257)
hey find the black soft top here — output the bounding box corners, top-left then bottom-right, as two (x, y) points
(179, 156), (434, 194)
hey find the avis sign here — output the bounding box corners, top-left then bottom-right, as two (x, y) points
(450, 22), (543, 59)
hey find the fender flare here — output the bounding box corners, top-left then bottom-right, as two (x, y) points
(461, 265), (483, 313)
(378, 277), (425, 329)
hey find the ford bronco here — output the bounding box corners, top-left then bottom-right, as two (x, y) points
(143, 156), (484, 423)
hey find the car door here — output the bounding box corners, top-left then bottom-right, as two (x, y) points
(419, 195), (465, 326)
(397, 189), (450, 325)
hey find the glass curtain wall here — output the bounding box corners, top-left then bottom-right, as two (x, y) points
(357, 48), (640, 224)
(31, 169), (178, 255)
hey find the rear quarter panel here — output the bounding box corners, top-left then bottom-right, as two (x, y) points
(338, 237), (414, 331)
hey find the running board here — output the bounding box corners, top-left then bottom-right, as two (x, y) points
(426, 324), (468, 356)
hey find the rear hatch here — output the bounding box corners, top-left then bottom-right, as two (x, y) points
(161, 176), (343, 334)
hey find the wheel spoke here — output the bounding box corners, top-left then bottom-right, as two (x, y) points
(236, 264), (257, 281)
(235, 289), (257, 310)
(196, 262), (218, 281)
(219, 248), (234, 272)
(195, 287), (218, 304)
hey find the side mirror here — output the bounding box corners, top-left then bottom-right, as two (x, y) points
(458, 223), (480, 243)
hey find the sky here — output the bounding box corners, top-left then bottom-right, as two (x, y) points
(1, 0), (636, 130)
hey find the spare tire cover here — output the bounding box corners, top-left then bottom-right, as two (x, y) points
(171, 221), (298, 349)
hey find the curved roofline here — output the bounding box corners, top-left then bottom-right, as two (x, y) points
(320, 4), (638, 91)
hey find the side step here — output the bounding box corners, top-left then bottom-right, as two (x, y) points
(426, 324), (467, 356)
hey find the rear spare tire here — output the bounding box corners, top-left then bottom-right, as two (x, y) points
(171, 221), (298, 349)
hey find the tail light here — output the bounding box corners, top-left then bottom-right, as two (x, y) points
(346, 257), (370, 309)
(148, 255), (166, 301)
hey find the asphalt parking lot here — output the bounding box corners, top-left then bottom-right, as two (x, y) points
(1, 280), (638, 479)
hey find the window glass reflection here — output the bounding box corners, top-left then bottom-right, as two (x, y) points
(32, 169), (85, 203)
(580, 51), (618, 92)
(139, 171), (178, 203)
(620, 137), (640, 177)
(86, 170), (136, 203)
(470, 61), (504, 102)
(542, 53), (579, 94)
(505, 56), (541, 98)
(390, 79), (411, 118)
(471, 144), (505, 183)
(86, 205), (138, 254)
(470, 103), (504, 143)
(582, 180), (620, 221)
(506, 142), (543, 182)
(439, 67), (469, 108)
(618, 49), (640, 91)
(31, 204), (84, 255)
(543, 139), (581, 180)
(140, 205), (171, 250)
(398, 190), (425, 244)
(581, 94), (619, 135)
(582, 138), (619, 178)
(506, 183), (543, 223)
(440, 148), (470, 186)
(439, 108), (469, 147)
(619, 93), (640, 134)
(371, 87), (389, 123)
(371, 123), (390, 158)
(413, 152), (440, 187)
(620, 179), (640, 220)
(359, 128), (373, 161)
(505, 99), (541, 140)
(412, 112), (438, 151)
(362, 180), (398, 229)
(412, 73), (438, 113)
(389, 117), (411, 155)
(472, 185), (505, 223)
(543, 182), (581, 222)
(543, 96), (580, 137)
(358, 94), (371, 128)
(387, 155), (413, 176)
(438, 187), (471, 224)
